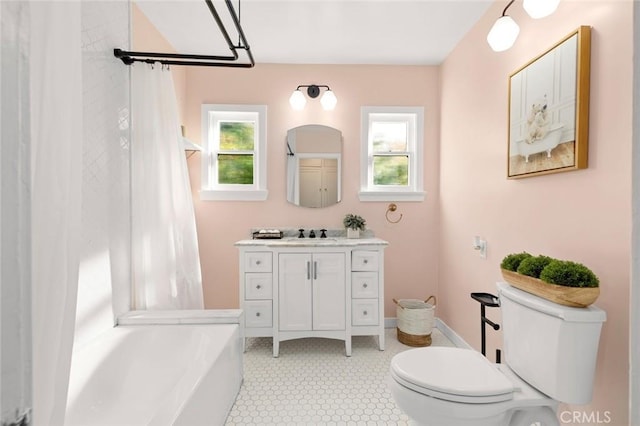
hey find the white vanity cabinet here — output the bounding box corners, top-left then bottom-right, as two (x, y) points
(351, 251), (381, 328)
(241, 251), (273, 330)
(236, 238), (388, 357)
(279, 253), (345, 332)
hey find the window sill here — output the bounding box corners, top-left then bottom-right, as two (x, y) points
(200, 189), (268, 201)
(358, 191), (425, 202)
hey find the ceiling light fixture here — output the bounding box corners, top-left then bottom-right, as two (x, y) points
(289, 85), (337, 111)
(487, 0), (560, 52)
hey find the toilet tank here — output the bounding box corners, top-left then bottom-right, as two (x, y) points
(497, 282), (606, 405)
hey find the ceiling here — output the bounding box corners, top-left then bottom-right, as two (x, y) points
(135, 0), (494, 66)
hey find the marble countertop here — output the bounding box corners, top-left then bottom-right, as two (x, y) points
(235, 227), (387, 247)
(235, 237), (389, 248)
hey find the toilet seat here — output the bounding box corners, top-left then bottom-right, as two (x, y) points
(390, 347), (515, 404)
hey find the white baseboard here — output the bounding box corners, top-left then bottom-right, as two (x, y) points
(384, 317), (471, 350)
(384, 317), (397, 329)
(433, 318), (472, 349)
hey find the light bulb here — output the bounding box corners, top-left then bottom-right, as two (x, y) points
(320, 90), (337, 110)
(523, 0), (560, 19)
(289, 89), (306, 110)
(487, 15), (520, 52)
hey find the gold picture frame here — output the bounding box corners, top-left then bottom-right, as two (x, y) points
(507, 26), (591, 179)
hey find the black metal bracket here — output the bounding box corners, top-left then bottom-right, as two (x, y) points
(286, 141), (295, 156)
(114, 0), (254, 68)
(296, 84), (331, 99)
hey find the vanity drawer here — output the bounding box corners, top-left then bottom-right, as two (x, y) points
(244, 252), (272, 273)
(244, 300), (272, 328)
(245, 273), (273, 299)
(352, 299), (379, 326)
(352, 272), (378, 299)
(351, 251), (379, 271)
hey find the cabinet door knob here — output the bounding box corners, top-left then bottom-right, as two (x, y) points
(256, 312), (261, 317)
(363, 310), (368, 315)
(363, 283), (368, 288)
(256, 284), (262, 290)
(363, 259), (368, 264)
(256, 260), (261, 265)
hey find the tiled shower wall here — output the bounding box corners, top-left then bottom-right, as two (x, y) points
(74, 2), (130, 348)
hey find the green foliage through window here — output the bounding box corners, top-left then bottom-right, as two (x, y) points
(373, 156), (408, 185)
(218, 121), (255, 184)
(218, 154), (253, 184)
(220, 122), (254, 150)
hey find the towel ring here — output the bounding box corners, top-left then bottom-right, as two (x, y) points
(385, 203), (403, 224)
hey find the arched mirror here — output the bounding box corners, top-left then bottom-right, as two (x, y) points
(286, 125), (342, 208)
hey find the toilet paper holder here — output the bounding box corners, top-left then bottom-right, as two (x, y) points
(470, 292), (501, 363)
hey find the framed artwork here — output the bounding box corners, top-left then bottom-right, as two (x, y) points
(507, 26), (591, 179)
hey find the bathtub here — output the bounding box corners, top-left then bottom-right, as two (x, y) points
(517, 122), (565, 162)
(65, 310), (243, 426)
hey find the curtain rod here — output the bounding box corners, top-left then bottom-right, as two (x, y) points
(114, 0), (254, 68)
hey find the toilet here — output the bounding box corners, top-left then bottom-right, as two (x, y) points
(389, 282), (606, 426)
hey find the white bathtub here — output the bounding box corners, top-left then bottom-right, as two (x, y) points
(517, 122), (565, 162)
(66, 310), (243, 426)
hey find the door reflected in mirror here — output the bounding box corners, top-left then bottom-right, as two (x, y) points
(286, 125), (342, 208)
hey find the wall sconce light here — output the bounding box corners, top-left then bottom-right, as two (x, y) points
(523, 0), (560, 19)
(289, 84), (337, 111)
(487, 0), (560, 52)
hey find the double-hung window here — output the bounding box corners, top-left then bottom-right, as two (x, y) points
(360, 106), (425, 201)
(201, 104), (267, 201)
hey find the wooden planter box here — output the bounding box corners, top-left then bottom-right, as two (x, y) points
(501, 269), (599, 308)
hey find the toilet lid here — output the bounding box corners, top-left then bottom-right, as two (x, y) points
(390, 347), (515, 403)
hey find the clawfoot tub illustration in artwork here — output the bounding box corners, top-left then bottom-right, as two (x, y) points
(517, 122), (565, 163)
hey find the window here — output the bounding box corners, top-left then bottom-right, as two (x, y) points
(201, 104), (267, 200)
(360, 106), (425, 201)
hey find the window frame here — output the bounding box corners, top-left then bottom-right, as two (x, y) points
(359, 106), (425, 202)
(200, 104), (268, 201)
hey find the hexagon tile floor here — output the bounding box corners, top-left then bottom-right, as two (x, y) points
(225, 328), (455, 425)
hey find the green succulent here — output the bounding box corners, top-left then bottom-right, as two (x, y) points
(539, 260), (600, 288)
(343, 214), (366, 230)
(517, 255), (554, 278)
(500, 252), (532, 272)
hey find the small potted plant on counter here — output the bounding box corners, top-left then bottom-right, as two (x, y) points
(500, 252), (600, 308)
(343, 213), (366, 239)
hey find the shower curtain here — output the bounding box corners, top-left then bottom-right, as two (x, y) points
(131, 64), (204, 310)
(28, 2), (82, 425)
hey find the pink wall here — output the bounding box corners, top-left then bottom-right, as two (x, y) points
(440, 1), (632, 423)
(131, 4), (186, 122)
(182, 64), (441, 316)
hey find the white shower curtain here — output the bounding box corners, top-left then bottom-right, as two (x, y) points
(29, 3), (82, 425)
(131, 63), (204, 310)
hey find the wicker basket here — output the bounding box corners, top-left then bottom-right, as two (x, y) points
(393, 296), (436, 347)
